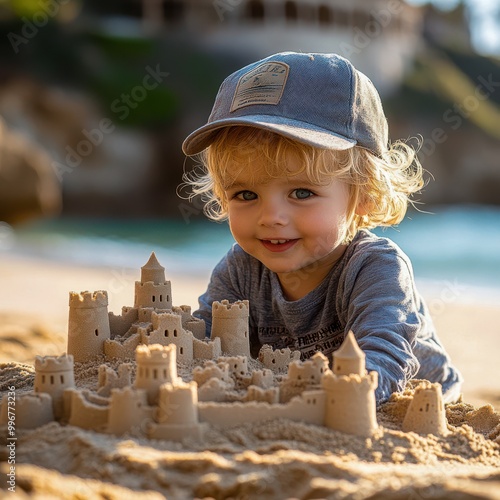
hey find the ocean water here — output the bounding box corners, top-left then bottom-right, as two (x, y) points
(1, 205), (500, 304)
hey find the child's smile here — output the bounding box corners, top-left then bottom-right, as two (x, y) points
(225, 156), (350, 300)
(260, 239), (299, 252)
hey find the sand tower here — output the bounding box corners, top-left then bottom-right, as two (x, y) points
(402, 381), (448, 436)
(34, 353), (75, 419)
(134, 252), (172, 310)
(322, 331), (378, 437)
(134, 344), (178, 405)
(108, 387), (151, 436)
(148, 380), (203, 441)
(67, 291), (110, 362)
(142, 311), (194, 363)
(211, 300), (250, 357)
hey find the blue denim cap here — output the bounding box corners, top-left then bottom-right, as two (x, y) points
(182, 52), (389, 156)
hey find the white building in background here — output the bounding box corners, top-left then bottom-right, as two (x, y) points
(143, 0), (423, 95)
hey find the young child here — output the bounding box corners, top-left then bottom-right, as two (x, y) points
(181, 52), (462, 404)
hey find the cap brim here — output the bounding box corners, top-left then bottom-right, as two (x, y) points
(182, 115), (356, 155)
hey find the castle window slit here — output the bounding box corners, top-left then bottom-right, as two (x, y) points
(180, 347), (184, 355)
(174, 329), (177, 337)
(60, 375), (64, 384)
(164, 329), (169, 337)
(95, 328), (99, 336)
(152, 295), (156, 302)
(153, 369), (158, 380)
(50, 375), (54, 385)
(160, 295), (163, 302)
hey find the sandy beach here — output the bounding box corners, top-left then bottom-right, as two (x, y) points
(1, 254), (500, 499)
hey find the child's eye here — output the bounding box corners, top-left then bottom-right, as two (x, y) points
(291, 188), (314, 200)
(234, 190), (257, 201)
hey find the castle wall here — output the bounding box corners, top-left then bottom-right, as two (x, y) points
(279, 353), (328, 403)
(1, 393), (54, 429)
(97, 363), (132, 397)
(108, 306), (138, 338)
(244, 385), (279, 404)
(198, 390), (325, 428)
(104, 334), (141, 360)
(108, 387), (154, 436)
(173, 305), (206, 340)
(258, 344), (301, 372)
(67, 389), (109, 431)
(193, 336), (221, 360)
(184, 318), (206, 341)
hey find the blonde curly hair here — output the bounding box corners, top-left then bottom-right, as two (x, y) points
(182, 127), (424, 243)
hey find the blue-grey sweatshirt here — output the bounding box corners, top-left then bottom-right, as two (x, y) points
(194, 229), (463, 404)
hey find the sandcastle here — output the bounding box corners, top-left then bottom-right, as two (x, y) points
(0, 253), (449, 440)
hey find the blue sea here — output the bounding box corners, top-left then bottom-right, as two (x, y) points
(2, 205), (500, 304)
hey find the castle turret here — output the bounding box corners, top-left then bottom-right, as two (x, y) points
(34, 353), (75, 419)
(67, 291), (110, 362)
(211, 300), (250, 357)
(156, 381), (198, 425)
(134, 252), (172, 310)
(332, 330), (365, 376)
(322, 333), (378, 437)
(402, 381), (448, 436)
(148, 380), (204, 442)
(134, 344), (178, 405)
(141, 311), (194, 363)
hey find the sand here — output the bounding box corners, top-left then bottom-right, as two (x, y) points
(1, 255), (500, 499)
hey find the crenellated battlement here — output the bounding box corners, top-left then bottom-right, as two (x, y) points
(259, 344), (301, 371)
(110, 385), (144, 401)
(321, 370), (378, 393)
(287, 352), (329, 384)
(151, 311), (182, 331)
(35, 353), (74, 373)
(212, 299), (249, 319)
(135, 281), (170, 289)
(136, 343), (176, 365)
(192, 361), (231, 387)
(69, 290), (108, 309)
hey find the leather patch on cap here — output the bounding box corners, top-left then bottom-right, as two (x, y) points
(230, 62), (289, 112)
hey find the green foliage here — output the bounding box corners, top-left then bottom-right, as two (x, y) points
(5, 0), (41, 17)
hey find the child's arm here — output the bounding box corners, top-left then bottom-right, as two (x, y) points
(338, 241), (426, 403)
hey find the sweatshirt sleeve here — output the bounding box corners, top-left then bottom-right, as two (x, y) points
(338, 241), (424, 403)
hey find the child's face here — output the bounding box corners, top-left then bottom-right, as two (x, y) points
(224, 153), (350, 300)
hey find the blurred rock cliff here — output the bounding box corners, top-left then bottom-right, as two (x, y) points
(0, 0), (499, 224)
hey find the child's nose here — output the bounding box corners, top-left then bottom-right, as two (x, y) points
(258, 198), (288, 227)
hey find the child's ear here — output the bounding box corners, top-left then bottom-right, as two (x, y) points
(355, 198), (371, 217)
